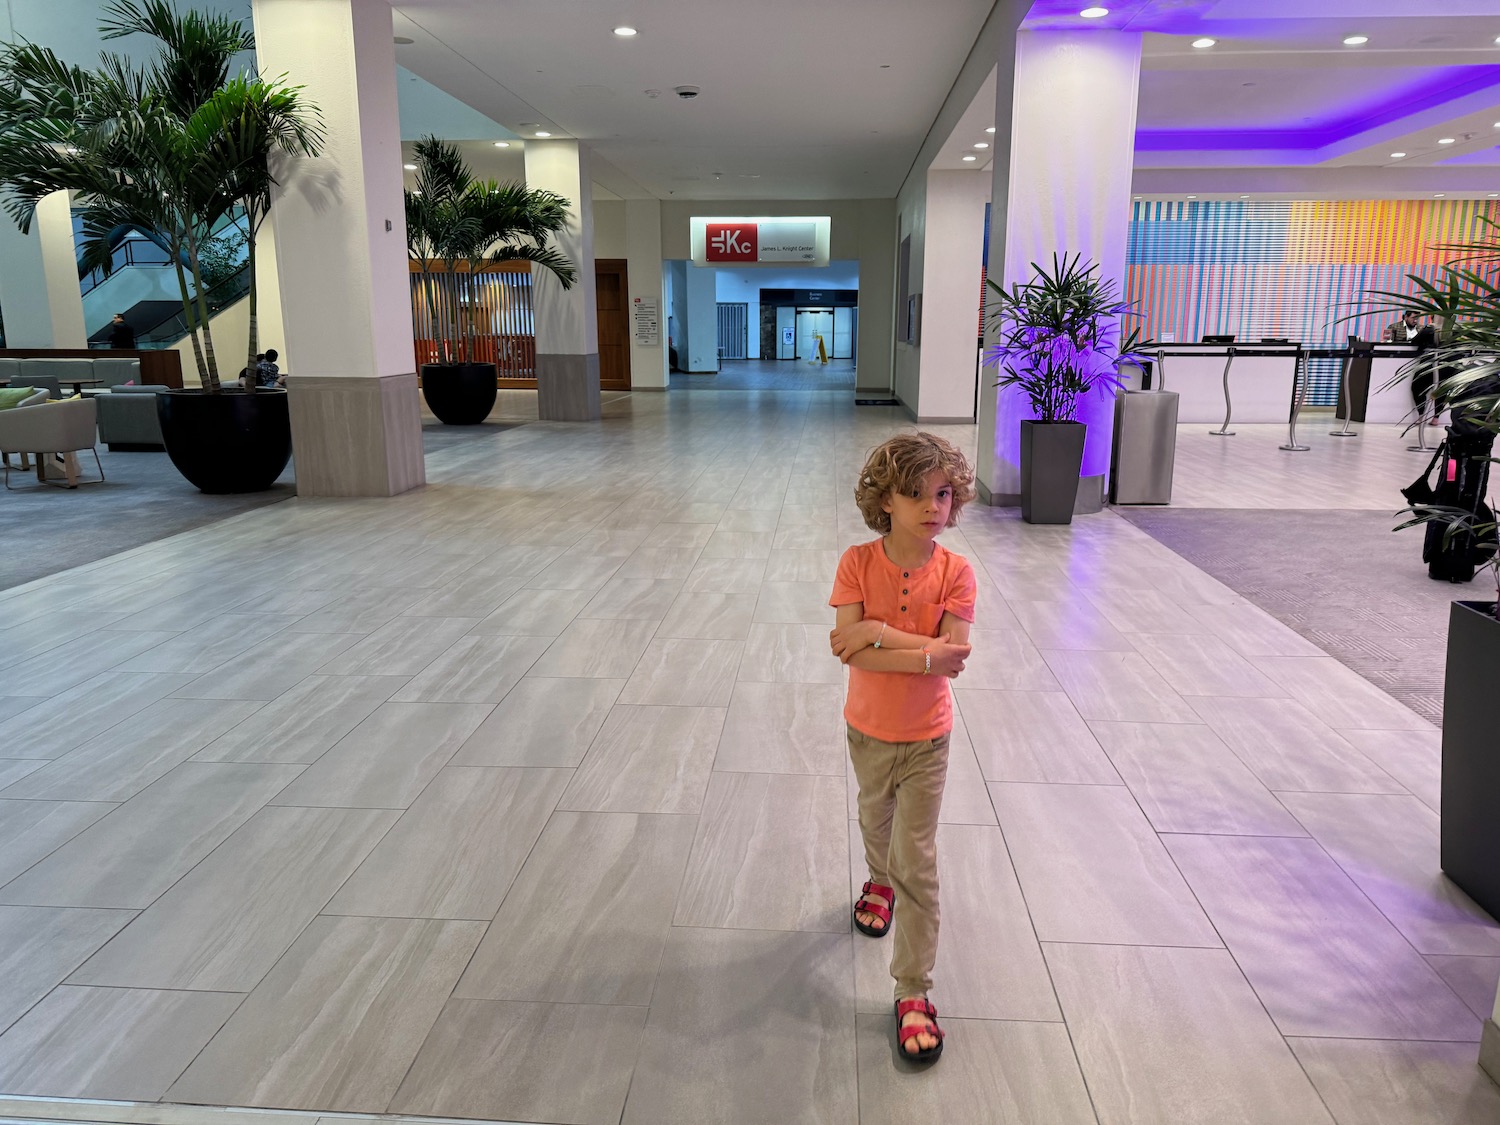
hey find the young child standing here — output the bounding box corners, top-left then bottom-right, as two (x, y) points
(828, 432), (976, 1064)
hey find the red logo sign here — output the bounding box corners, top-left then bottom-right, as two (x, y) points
(705, 222), (758, 262)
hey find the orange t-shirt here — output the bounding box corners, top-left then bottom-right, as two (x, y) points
(829, 539), (977, 742)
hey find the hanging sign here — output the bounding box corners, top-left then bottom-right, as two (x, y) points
(632, 296), (660, 346)
(691, 216), (831, 267)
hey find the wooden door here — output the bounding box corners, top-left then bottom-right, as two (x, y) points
(596, 259), (630, 390)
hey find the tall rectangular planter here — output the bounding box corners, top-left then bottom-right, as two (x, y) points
(1020, 420), (1086, 525)
(1440, 600), (1500, 920)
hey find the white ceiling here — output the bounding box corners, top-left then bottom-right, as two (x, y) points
(389, 0), (995, 200)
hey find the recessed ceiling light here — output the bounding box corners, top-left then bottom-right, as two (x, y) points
(535, 131), (552, 138)
(1435, 193), (1446, 198)
(1080, 7), (1109, 18)
(985, 127), (996, 134)
(1192, 38), (1216, 48)
(974, 142), (990, 149)
(1438, 137), (1456, 145)
(402, 163), (416, 170)
(1495, 35), (1500, 44)
(1240, 194), (1249, 199)
(1490, 193), (1499, 198)
(1186, 195), (1197, 199)
(1390, 152), (1406, 158)
(613, 26), (638, 37)
(962, 155), (978, 162)
(1343, 35), (1368, 46)
(493, 141), (511, 147)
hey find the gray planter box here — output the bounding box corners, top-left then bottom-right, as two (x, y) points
(1020, 420), (1086, 525)
(1440, 600), (1500, 921)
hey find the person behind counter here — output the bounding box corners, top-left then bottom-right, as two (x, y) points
(1384, 309), (1423, 344)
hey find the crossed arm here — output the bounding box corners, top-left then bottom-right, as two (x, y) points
(829, 602), (972, 677)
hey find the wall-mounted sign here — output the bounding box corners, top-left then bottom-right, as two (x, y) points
(632, 296), (660, 346)
(691, 216), (831, 268)
(781, 326), (795, 346)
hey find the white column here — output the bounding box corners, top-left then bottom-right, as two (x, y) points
(0, 190), (86, 348)
(625, 197), (666, 389)
(524, 140), (599, 420)
(252, 0), (423, 497)
(681, 263), (718, 373)
(980, 29), (1142, 509)
(915, 170), (991, 422)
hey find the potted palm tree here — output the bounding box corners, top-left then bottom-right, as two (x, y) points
(0, 0), (322, 493)
(1362, 217), (1500, 920)
(984, 253), (1145, 524)
(405, 136), (577, 424)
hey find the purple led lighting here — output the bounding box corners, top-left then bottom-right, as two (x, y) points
(1136, 66), (1500, 152)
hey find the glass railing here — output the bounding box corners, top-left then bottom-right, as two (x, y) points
(134, 264), (253, 349)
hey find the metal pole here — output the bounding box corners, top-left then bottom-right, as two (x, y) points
(1407, 386), (1433, 452)
(1280, 346), (1310, 451)
(1331, 349), (1357, 437)
(1154, 348), (1168, 392)
(1210, 346), (1236, 436)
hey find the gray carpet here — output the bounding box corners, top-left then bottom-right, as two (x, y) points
(1117, 507), (1497, 726)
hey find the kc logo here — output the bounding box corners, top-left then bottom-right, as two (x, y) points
(705, 222), (758, 262)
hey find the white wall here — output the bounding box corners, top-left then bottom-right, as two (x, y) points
(710, 261), (860, 359)
(915, 170), (990, 421)
(893, 179), (928, 414)
(593, 199), (627, 259)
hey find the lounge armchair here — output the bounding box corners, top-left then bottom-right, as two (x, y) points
(0, 397), (104, 489)
(96, 384), (167, 450)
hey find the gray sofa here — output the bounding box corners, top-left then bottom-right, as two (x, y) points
(0, 356), (141, 392)
(95, 384), (168, 450)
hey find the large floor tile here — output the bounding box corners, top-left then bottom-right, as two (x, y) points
(0, 800), (115, 887)
(0, 762), (304, 909)
(192, 675), (409, 764)
(559, 704), (725, 814)
(1426, 955), (1500, 1020)
(618, 637), (742, 706)
(955, 688), (1120, 784)
(0, 986), (241, 1100)
(851, 823), (1060, 1021)
(527, 616), (659, 678)
(113, 614), (299, 674)
(390, 999), (646, 1125)
(269, 702), (491, 809)
(170, 630), (365, 700)
(519, 552), (623, 591)
(167, 916), (484, 1113)
(0, 672), (198, 759)
(576, 576), (683, 621)
(714, 681), (845, 775)
(331, 765), (571, 919)
(388, 634), (549, 703)
(765, 548), (840, 583)
(286, 587), (430, 634)
(1338, 727), (1442, 812)
(1081, 586), (1213, 635)
(0, 758), (41, 789)
(1047, 943), (1335, 1125)
(1090, 721), (1306, 836)
(0, 905), (133, 1034)
(0, 629), (180, 697)
(314, 617), (481, 677)
(1188, 697), (1406, 794)
(684, 555), (767, 594)
(1252, 656), (1433, 731)
(701, 528), (774, 560)
(621, 928), (857, 1125)
(0, 699), (264, 802)
(737, 622), (845, 684)
(1127, 632), (1287, 698)
(953, 627), (1062, 692)
(1164, 833), (1482, 1040)
(452, 676), (624, 766)
(854, 1015), (1095, 1124)
(1010, 597), (1135, 651)
(67, 805), (398, 992)
(656, 590), (759, 639)
(467, 586), (594, 636)
(675, 771), (849, 933)
(1288, 1037), (1500, 1125)
(931, 710), (997, 825)
(1183, 602), (1325, 659)
(1041, 649), (1198, 723)
(1276, 791), (1500, 956)
(456, 810), (696, 1005)
(988, 782), (1220, 946)
(753, 580), (837, 624)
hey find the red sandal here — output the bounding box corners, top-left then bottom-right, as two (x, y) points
(853, 880), (894, 938)
(895, 997), (945, 1063)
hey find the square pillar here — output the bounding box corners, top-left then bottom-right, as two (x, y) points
(625, 198), (667, 389)
(981, 29), (1142, 509)
(0, 190), (86, 348)
(252, 0), (424, 497)
(524, 140), (599, 420)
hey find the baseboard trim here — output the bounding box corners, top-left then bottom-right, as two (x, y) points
(915, 415), (976, 425)
(1481, 1018), (1500, 1086)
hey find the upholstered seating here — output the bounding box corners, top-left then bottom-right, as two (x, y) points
(0, 396), (104, 488)
(95, 384), (168, 450)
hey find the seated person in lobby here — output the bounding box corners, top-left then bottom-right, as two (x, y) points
(255, 348), (285, 388)
(1384, 309), (1423, 343)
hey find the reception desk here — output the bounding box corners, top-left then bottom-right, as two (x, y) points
(1141, 343), (1301, 426)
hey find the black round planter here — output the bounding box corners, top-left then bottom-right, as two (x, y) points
(157, 388), (292, 494)
(421, 362), (498, 425)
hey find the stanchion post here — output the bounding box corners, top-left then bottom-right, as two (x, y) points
(1280, 345), (1311, 452)
(1210, 346), (1237, 436)
(1331, 348), (1357, 437)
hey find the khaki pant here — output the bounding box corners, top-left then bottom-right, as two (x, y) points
(847, 724), (949, 1000)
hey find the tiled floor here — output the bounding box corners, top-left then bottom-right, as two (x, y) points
(0, 390), (1496, 1125)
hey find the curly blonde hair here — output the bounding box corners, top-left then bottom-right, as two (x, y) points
(855, 432), (977, 534)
